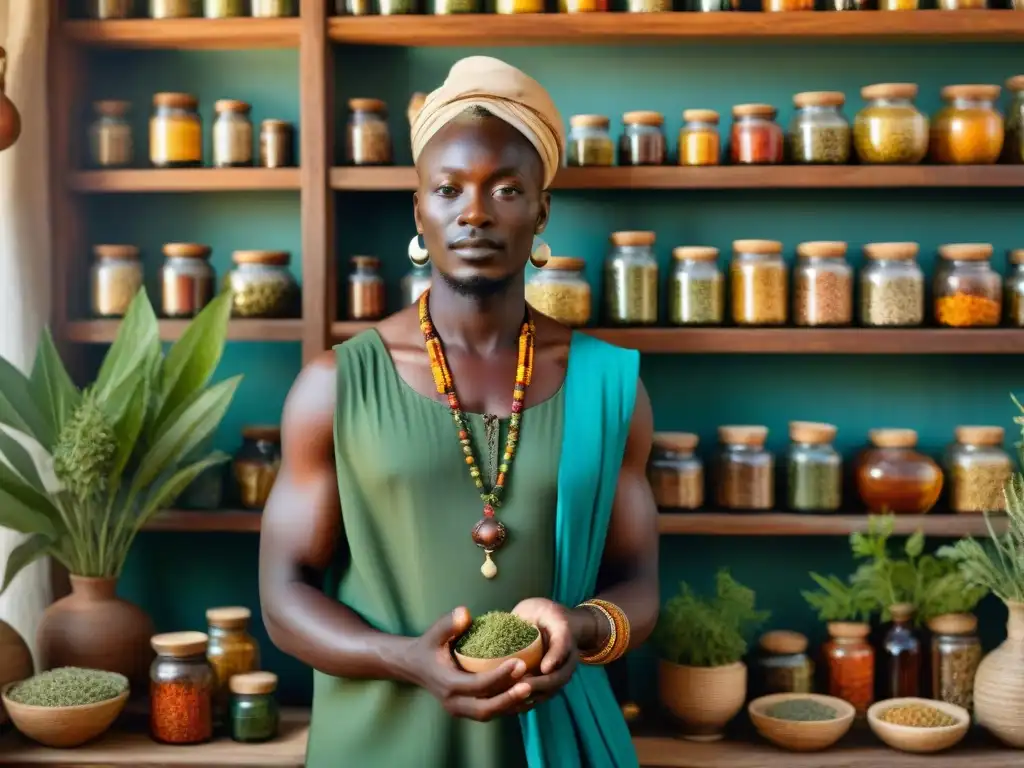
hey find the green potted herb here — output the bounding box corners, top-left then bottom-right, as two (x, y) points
(0, 289), (238, 688)
(652, 570), (769, 741)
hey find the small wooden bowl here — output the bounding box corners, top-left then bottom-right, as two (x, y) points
(453, 628), (544, 674)
(1, 680), (129, 748)
(748, 693), (855, 752)
(867, 697), (970, 754)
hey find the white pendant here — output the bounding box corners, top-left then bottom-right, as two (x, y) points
(481, 550), (497, 579)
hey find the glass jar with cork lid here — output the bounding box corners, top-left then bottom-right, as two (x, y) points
(855, 428), (943, 515)
(618, 111), (667, 166)
(233, 426), (281, 510)
(714, 425), (773, 511)
(648, 432), (704, 510)
(853, 83), (928, 165)
(933, 243), (1002, 328)
(230, 672), (280, 744)
(88, 100), (133, 169)
(823, 622), (874, 716)
(930, 85), (1004, 165)
(945, 426), (1012, 514)
(566, 115), (615, 167)
(730, 104), (784, 165)
(149, 631), (215, 745)
(1003, 75), (1024, 164)
(604, 231), (658, 326)
(929, 613), (982, 712)
(161, 242), (215, 318)
(206, 606), (261, 729)
(212, 99), (253, 168)
(346, 99), (392, 166)
(730, 239), (787, 326)
(525, 257), (592, 328)
(668, 246), (723, 326)
(787, 421), (842, 513)
(754, 630), (814, 697)
(347, 256), (386, 321)
(225, 250), (299, 318)
(788, 91), (851, 165)
(91, 245), (143, 319)
(150, 92), (202, 168)
(678, 110), (720, 166)
(794, 241), (852, 327)
(859, 242), (924, 327)
(1006, 249), (1024, 327)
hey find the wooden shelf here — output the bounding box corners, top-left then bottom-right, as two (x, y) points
(62, 18), (301, 49)
(143, 510), (263, 533)
(332, 165), (1024, 192)
(657, 512), (1007, 537)
(70, 168), (301, 194)
(328, 10), (1024, 47)
(66, 319), (304, 343)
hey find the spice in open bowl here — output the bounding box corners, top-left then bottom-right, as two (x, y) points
(748, 692), (855, 752)
(867, 697), (969, 753)
(452, 611), (543, 674)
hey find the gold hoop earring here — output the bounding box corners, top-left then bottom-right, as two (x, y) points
(530, 236), (550, 268)
(408, 234), (430, 267)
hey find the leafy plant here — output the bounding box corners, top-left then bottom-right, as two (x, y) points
(652, 569), (770, 667)
(801, 572), (876, 623)
(0, 289), (239, 590)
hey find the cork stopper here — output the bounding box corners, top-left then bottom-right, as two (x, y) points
(718, 425), (768, 447)
(215, 99), (251, 114)
(797, 241), (847, 259)
(570, 114), (609, 129)
(927, 613), (978, 636)
(544, 256), (586, 271)
(941, 84), (1001, 103)
(954, 425), (1004, 446)
(733, 239), (783, 255)
(153, 92), (198, 110)
(622, 111), (664, 127)
(827, 621), (870, 640)
(93, 244), (139, 260)
(351, 255), (381, 270)
(890, 602), (915, 622)
(672, 246), (718, 262)
(794, 91), (845, 108)
(163, 243), (211, 259)
(206, 606), (252, 630)
(732, 103), (776, 119)
(229, 671), (278, 696)
(233, 250), (290, 266)
(1006, 75), (1024, 93)
(653, 432), (699, 453)
(869, 428), (918, 449)
(151, 631), (208, 657)
(682, 109), (719, 124)
(861, 83), (919, 101)
(349, 98), (387, 114)
(243, 425), (281, 443)
(863, 242), (919, 261)
(610, 231), (656, 248)
(938, 243), (994, 262)
(759, 630), (808, 656)
(94, 100), (130, 117)
(789, 421), (837, 445)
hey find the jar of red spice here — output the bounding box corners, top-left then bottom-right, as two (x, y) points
(933, 243), (1002, 328)
(161, 242), (215, 318)
(150, 631), (215, 745)
(730, 104), (784, 165)
(822, 622), (874, 717)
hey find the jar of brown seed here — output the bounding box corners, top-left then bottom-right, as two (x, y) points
(604, 231), (658, 325)
(619, 111), (666, 166)
(793, 241), (852, 327)
(929, 613), (982, 712)
(346, 98), (392, 166)
(715, 425), (774, 510)
(945, 426), (1012, 514)
(859, 242), (924, 327)
(347, 256), (386, 321)
(648, 432), (704, 510)
(730, 239), (787, 326)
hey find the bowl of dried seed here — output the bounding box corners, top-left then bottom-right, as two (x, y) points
(748, 693), (855, 752)
(867, 697), (970, 754)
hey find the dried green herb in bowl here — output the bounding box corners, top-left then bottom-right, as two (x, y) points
(765, 698), (839, 722)
(5, 667), (129, 707)
(455, 612), (539, 659)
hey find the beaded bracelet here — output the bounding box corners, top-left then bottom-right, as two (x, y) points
(577, 598), (631, 666)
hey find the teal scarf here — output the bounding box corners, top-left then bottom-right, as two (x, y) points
(518, 332), (641, 768)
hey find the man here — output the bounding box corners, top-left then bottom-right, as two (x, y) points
(259, 55), (660, 768)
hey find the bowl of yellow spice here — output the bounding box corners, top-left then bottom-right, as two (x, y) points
(868, 697), (969, 754)
(452, 611), (544, 675)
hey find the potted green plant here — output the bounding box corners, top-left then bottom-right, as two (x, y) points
(0, 289), (238, 688)
(652, 569), (769, 741)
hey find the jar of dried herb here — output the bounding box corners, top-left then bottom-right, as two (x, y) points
(526, 257), (592, 327)
(854, 428), (943, 515)
(88, 100), (133, 168)
(853, 83), (928, 165)
(678, 109), (720, 166)
(566, 114), (614, 167)
(668, 246), (723, 326)
(347, 256), (386, 321)
(604, 231), (658, 326)
(788, 91), (851, 165)
(823, 622), (874, 716)
(754, 630), (814, 697)
(787, 421), (842, 513)
(945, 426), (1012, 514)
(730, 239), (787, 326)
(882, 602), (922, 699)
(212, 99), (253, 168)
(346, 98), (392, 166)
(933, 243), (1002, 328)
(619, 111), (667, 166)
(234, 426), (281, 509)
(715, 425), (773, 510)
(206, 607), (261, 730)
(930, 84), (1004, 165)
(1006, 249), (1024, 327)
(1003, 75), (1024, 164)
(402, 263), (432, 306)
(150, 92), (202, 168)
(150, 632), (215, 745)
(161, 242), (215, 318)
(226, 250), (300, 318)
(260, 119), (295, 168)
(230, 672), (280, 743)
(859, 242), (924, 327)
(730, 104), (784, 165)
(929, 613), (982, 712)
(648, 432), (703, 510)
(794, 241), (852, 327)
(91, 244), (143, 318)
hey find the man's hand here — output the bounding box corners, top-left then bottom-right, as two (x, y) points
(510, 597), (584, 708)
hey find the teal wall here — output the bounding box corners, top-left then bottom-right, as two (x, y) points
(81, 38), (1024, 707)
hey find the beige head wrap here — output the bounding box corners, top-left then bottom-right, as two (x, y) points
(410, 56), (564, 189)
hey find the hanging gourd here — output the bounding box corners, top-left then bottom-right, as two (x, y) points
(0, 47), (22, 153)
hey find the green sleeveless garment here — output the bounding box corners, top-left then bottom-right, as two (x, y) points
(305, 329), (564, 768)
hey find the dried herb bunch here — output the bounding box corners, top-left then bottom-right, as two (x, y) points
(0, 290), (238, 588)
(5, 667), (128, 707)
(653, 569), (770, 667)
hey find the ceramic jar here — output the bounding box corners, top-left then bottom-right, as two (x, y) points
(974, 600), (1024, 747)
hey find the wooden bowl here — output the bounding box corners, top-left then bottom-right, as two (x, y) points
(1, 680), (129, 748)
(748, 693), (855, 752)
(453, 628), (544, 674)
(867, 697), (970, 754)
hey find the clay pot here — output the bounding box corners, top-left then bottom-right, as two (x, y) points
(974, 600), (1024, 748)
(0, 619), (34, 726)
(658, 659), (747, 742)
(36, 576), (154, 691)
(0, 47), (22, 153)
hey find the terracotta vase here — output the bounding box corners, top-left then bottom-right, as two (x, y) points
(0, 619), (34, 726)
(658, 659), (747, 742)
(974, 600), (1024, 748)
(36, 576), (154, 691)
(0, 47), (22, 153)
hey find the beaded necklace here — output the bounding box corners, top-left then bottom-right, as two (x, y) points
(417, 289), (535, 580)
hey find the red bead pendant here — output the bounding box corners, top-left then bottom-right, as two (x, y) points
(483, 504), (494, 518)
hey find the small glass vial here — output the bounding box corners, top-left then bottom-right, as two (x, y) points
(946, 426), (1012, 514)
(678, 109), (720, 166)
(929, 613), (982, 712)
(853, 83), (928, 165)
(252, 0), (298, 15)
(234, 426), (281, 510)
(859, 242), (924, 327)
(754, 631), (814, 697)
(787, 421), (842, 513)
(730, 239), (787, 326)
(788, 91), (851, 165)
(346, 99), (392, 166)
(161, 242), (215, 318)
(206, 607), (261, 729)
(212, 99), (253, 168)
(226, 250), (300, 318)
(402, 263), (432, 306)
(230, 672), (280, 744)
(730, 104), (784, 165)
(618, 111), (667, 166)
(794, 241), (852, 327)
(668, 246), (723, 326)
(882, 603), (922, 700)
(648, 432), (704, 510)
(934, 243), (1001, 328)
(715, 425), (773, 511)
(89, 100), (133, 169)
(1006, 249), (1024, 327)
(204, 0), (245, 16)
(525, 257), (592, 327)
(347, 256), (386, 321)
(260, 120), (295, 168)
(150, 632), (215, 745)
(91, 245), (143, 318)
(149, 0), (197, 17)
(1003, 75), (1024, 164)
(87, 0), (134, 19)
(150, 92), (202, 168)
(566, 115), (615, 167)
(930, 84), (1004, 165)
(604, 231), (658, 326)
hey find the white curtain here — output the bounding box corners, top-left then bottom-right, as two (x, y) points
(0, 0), (53, 663)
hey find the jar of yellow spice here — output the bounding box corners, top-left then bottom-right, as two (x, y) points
(206, 606), (260, 729)
(930, 85), (1004, 165)
(945, 426), (1012, 514)
(853, 83), (928, 165)
(526, 258), (591, 327)
(933, 243), (1001, 328)
(730, 239), (787, 326)
(150, 92), (202, 168)
(234, 426), (281, 510)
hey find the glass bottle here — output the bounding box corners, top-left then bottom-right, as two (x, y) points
(882, 603), (922, 699)
(859, 242), (925, 327)
(793, 240), (852, 327)
(150, 632), (215, 745)
(150, 92), (202, 168)
(788, 91), (851, 165)
(945, 426), (1012, 514)
(1006, 249), (1024, 327)
(566, 114), (615, 167)
(212, 99), (253, 168)
(90, 245), (143, 318)
(715, 425), (773, 510)
(933, 243), (1002, 328)
(930, 84), (1004, 165)
(401, 263), (432, 306)
(225, 250), (300, 318)
(730, 239), (787, 326)
(730, 104), (784, 165)
(855, 428), (943, 515)
(233, 426), (282, 510)
(648, 432), (704, 510)
(206, 606), (261, 729)
(604, 231), (658, 326)
(787, 421), (842, 513)
(853, 83), (928, 165)
(230, 672), (280, 743)
(929, 613), (982, 712)
(161, 242), (215, 319)
(754, 630), (814, 697)
(346, 99), (392, 166)
(678, 109), (720, 166)
(525, 257), (592, 328)
(618, 111), (666, 166)
(260, 120), (295, 168)
(668, 246), (723, 326)
(88, 100), (133, 169)
(347, 256), (386, 321)
(823, 622), (874, 716)
(1003, 75), (1024, 164)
